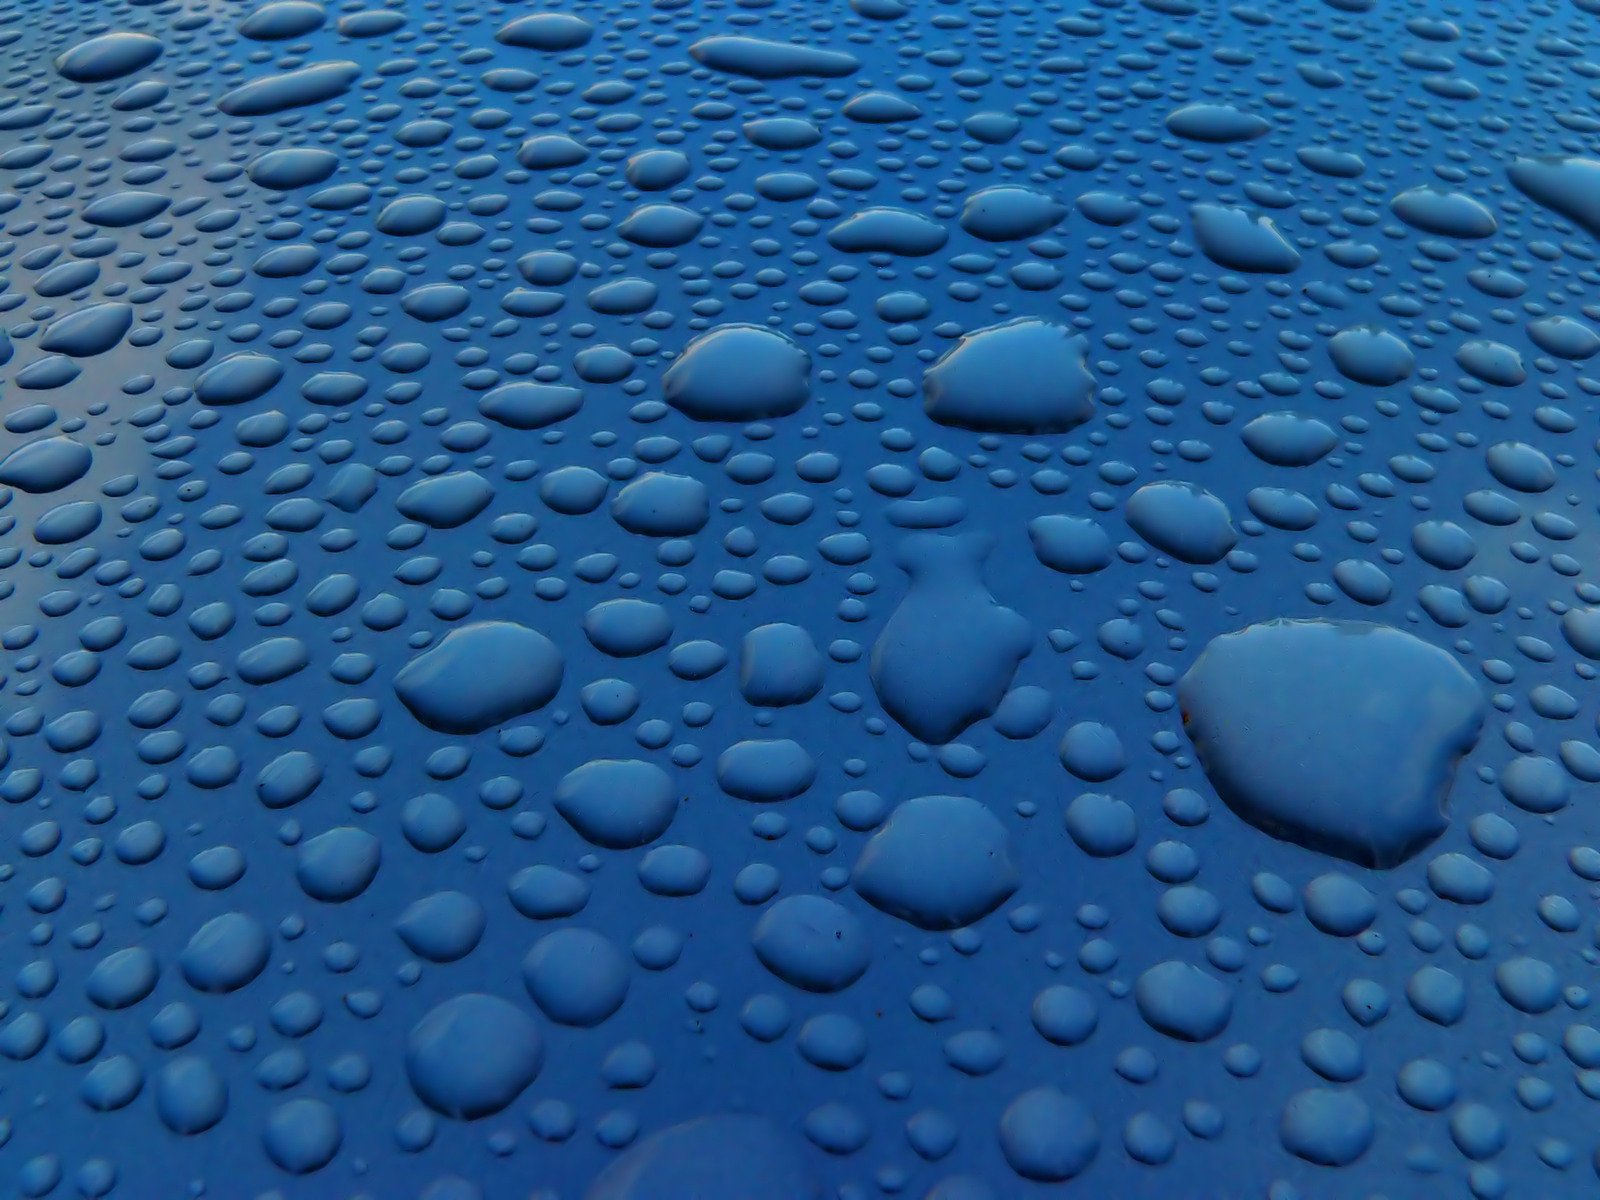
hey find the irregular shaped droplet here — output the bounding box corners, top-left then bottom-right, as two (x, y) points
(262, 1097), (342, 1175)
(828, 207), (950, 256)
(394, 621), (563, 734)
(155, 1056), (228, 1135)
(1456, 339), (1525, 387)
(1029, 515), (1113, 574)
(240, 1), (327, 40)
(479, 381), (583, 429)
(0, 437), (91, 494)
(553, 759), (677, 849)
(1508, 156), (1600, 238)
(1280, 1090), (1374, 1166)
(922, 319), (1095, 434)
(739, 623), (824, 707)
(195, 352), (284, 406)
(1125, 481), (1238, 564)
(999, 1087), (1099, 1181)
(752, 895), (870, 993)
(55, 32), (162, 82)
(1179, 620), (1484, 867)
(663, 324), (811, 421)
(584, 598), (673, 657)
(1328, 325), (1414, 386)
(1166, 103), (1270, 142)
(1241, 412), (1338, 467)
(85, 947), (159, 1011)
(871, 533), (1032, 743)
(295, 827), (381, 902)
(1135, 961), (1233, 1041)
(1528, 315), (1600, 360)
(1191, 203), (1300, 273)
(522, 928), (629, 1027)
(496, 12), (594, 50)
(246, 148), (339, 191)
(716, 739), (816, 802)
(852, 795), (1018, 930)
(395, 891), (485, 963)
(39, 303), (132, 356)
(217, 61), (361, 117)
(1390, 186), (1497, 238)
(611, 472), (709, 537)
(406, 994), (542, 1119)
(180, 912), (269, 994)
(396, 471), (493, 529)
(688, 36), (860, 79)
(958, 186), (1066, 241)
(618, 204), (704, 248)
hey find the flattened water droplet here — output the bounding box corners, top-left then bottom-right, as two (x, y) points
(752, 895), (870, 993)
(54, 32), (162, 83)
(688, 36), (860, 79)
(1180, 620), (1484, 867)
(217, 61), (362, 117)
(870, 533), (1032, 743)
(394, 622), (563, 735)
(1508, 156), (1600, 238)
(406, 994), (542, 1119)
(663, 325), (811, 422)
(922, 319), (1096, 434)
(852, 795), (1018, 930)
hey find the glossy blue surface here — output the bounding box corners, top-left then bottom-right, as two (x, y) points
(0, 0), (1598, 1196)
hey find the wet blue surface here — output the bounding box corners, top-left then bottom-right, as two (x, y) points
(1, 0), (1600, 1196)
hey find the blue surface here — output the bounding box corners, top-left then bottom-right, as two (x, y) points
(0, 0), (1599, 1196)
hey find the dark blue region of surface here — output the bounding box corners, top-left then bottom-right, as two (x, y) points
(0, 0), (1599, 1197)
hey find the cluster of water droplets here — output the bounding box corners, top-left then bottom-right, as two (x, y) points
(2, 0), (1600, 1196)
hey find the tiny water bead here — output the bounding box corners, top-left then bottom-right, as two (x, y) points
(0, 0), (1592, 1194)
